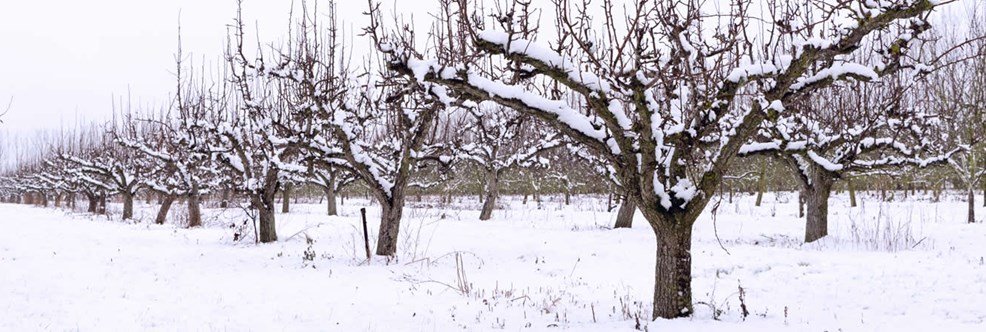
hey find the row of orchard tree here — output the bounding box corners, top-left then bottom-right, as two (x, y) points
(1, 0), (984, 321)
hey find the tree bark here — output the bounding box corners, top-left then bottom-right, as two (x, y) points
(650, 224), (693, 319)
(98, 193), (107, 215)
(255, 193), (277, 243)
(376, 200), (406, 256)
(121, 191), (134, 220)
(968, 186), (976, 224)
(187, 188), (202, 228)
(804, 175), (834, 243)
(281, 183), (292, 214)
(220, 189), (230, 208)
(613, 195), (636, 229)
(54, 193), (62, 208)
(479, 169), (498, 221)
(87, 193), (98, 213)
(155, 195), (176, 225)
(325, 186), (338, 216)
(755, 161), (767, 207)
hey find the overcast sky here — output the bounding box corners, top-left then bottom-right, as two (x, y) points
(0, 0), (439, 137)
(0, 0), (980, 139)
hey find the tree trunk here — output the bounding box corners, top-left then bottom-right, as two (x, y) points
(755, 161), (767, 207)
(122, 191), (134, 220)
(479, 169), (498, 221)
(87, 194), (98, 213)
(651, 224), (693, 319)
(325, 186), (338, 216)
(98, 193), (107, 215)
(255, 194), (277, 243)
(54, 193), (62, 208)
(804, 176), (834, 243)
(968, 187), (976, 224)
(220, 189), (230, 208)
(376, 200), (406, 256)
(187, 188), (202, 228)
(281, 183), (292, 214)
(155, 195), (176, 225)
(613, 195), (636, 228)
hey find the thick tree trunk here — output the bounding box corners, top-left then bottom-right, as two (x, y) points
(155, 195), (176, 225)
(650, 224), (694, 319)
(121, 191), (134, 220)
(325, 186), (338, 216)
(255, 193), (277, 243)
(804, 176), (834, 243)
(376, 200), (406, 256)
(281, 183), (292, 214)
(87, 194), (98, 213)
(613, 196), (636, 228)
(187, 189), (202, 228)
(98, 193), (107, 215)
(479, 170), (498, 221)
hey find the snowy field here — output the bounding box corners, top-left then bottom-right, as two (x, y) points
(1, 192), (985, 331)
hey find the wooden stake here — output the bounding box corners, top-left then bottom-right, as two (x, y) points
(361, 208), (371, 264)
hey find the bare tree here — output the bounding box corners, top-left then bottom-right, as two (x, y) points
(456, 104), (562, 220)
(374, 0), (942, 319)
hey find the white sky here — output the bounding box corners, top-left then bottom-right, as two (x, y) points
(0, 0), (439, 137)
(0, 0), (980, 139)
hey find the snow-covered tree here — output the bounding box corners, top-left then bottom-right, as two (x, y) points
(740, 75), (956, 242)
(232, 1), (453, 255)
(60, 129), (147, 220)
(929, 30), (986, 223)
(455, 103), (562, 220)
(374, 0), (944, 319)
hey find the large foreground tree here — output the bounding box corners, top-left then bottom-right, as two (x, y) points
(374, 0), (943, 319)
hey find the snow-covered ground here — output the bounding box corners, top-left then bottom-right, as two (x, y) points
(1, 192), (984, 331)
